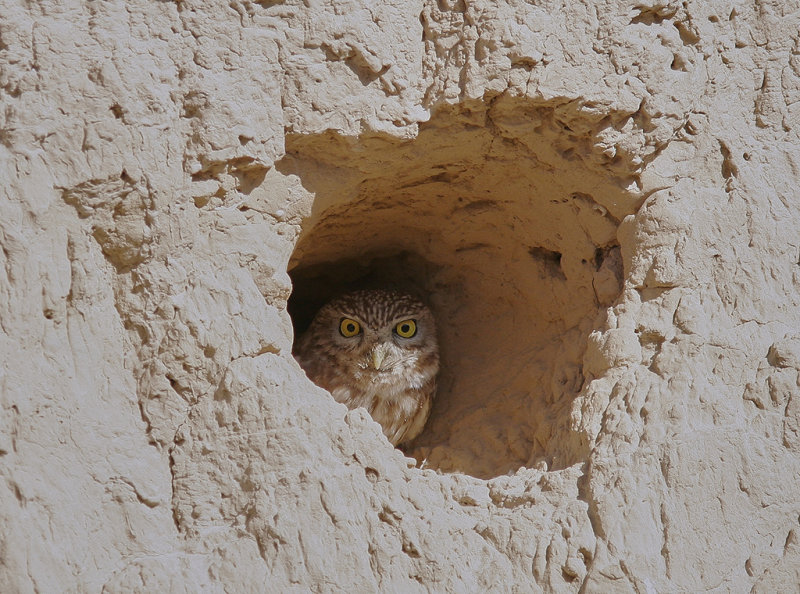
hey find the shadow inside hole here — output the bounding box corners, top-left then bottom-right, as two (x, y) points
(288, 252), (441, 337)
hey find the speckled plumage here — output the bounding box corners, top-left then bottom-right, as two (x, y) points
(294, 289), (439, 446)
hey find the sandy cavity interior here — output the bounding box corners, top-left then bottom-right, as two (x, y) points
(285, 97), (635, 478)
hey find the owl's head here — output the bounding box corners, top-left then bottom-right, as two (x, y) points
(303, 289), (438, 379)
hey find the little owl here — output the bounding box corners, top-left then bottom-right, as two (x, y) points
(294, 289), (439, 446)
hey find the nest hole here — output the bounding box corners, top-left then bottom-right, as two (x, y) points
(281, 96), (636, 479)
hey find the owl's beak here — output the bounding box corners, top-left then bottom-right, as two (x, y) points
(370, 345), (388, 370)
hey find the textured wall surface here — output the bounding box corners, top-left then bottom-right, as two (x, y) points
(2, 0), (800, 591)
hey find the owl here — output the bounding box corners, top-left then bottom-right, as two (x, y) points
(294, 289), (439, 446)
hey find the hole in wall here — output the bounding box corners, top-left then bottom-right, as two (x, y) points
(282, 95), (637, 479)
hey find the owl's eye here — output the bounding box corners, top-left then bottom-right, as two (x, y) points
(394, 319), (417, 338)
(339, 318), (361, 337)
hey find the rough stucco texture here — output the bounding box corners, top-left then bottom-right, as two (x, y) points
(2, 0), (800, 592)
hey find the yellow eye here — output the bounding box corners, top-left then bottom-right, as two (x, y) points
(394, 319), (417, 338)
(339, 318), (361, 337)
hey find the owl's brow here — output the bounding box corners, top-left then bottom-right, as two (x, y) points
(331, 291), (427, 328)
